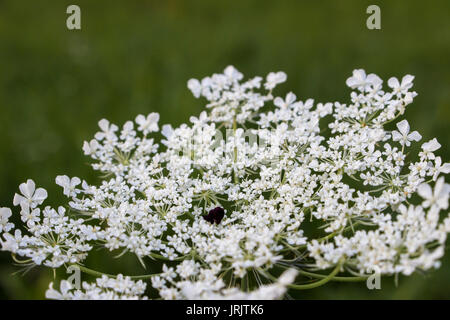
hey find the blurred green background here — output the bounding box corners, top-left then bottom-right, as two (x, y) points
(0, 0), (449, 299)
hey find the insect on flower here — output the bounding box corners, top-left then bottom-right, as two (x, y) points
(203, 207), (225, 224)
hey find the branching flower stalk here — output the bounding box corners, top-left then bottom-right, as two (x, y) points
(0, 66), (449, 300)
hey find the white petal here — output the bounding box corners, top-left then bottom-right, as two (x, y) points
(435, 157), (442, 167)
(353, 69), (366, 81)
(391, 131), (403, 142)
(408, 131), (422, 142)
(388, 77), (400, 89)
(437, 197), (449, 210)
(122, 121), (133, 131)
(274, 97), (284, 108)
(366, 74), (382, 87)
(267, 72), (287, 85)
(109, 123), (118, 132)
(422, 138), (441, 152)
(434, 177), (445, 195)
(98, 119), (109, 132)
(441, 163), (450, 174)
(401, 74), (415, 87)
(148, 112), (160, 123)
(345, 77), (359, 88)
(94, 133), (103, 142)
(82, 141), (91, 155)
(278, 268), (298, 285)
(13, 194), (26, 206)
(45, 283), (63, 300)
(71, 177), (81, 187)
(60, 280), (73, 295)
(161, 124), (173, 139)
(19, 180), (35, 198)
(0, 208), (12, 220)
(223, 65), (243, 81)
(417, 183), (432, 200)
(33, 188), (48, 202)
(396, 120), (410, 135)
(199, 111), (207, 121)
(135, 114), (145, 125)
(285, 92), (296, 105)
(55, 175), (69, 188)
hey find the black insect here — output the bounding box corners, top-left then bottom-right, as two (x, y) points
(203, 207), (225, 225)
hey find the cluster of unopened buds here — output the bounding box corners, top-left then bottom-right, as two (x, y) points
(1, 66), (449, 299)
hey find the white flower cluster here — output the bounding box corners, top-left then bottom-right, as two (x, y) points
(175, 268), (298, 300)
(1, 179), (94, 267)
(45, 268), (296, 300)
(1, 66), (449, 299)
(46, 274), (147, 300)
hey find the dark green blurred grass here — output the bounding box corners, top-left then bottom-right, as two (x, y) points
(0, 0), (449, 299)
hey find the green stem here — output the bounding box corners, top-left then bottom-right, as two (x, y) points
(280, 222), (361, 253)
(278, 264), (368, 282)
(381, 112), (402, 126)
(287, 259), (344, 289)
(261, 259), (345, 290)
(11, 253), (33, 264)
(74, 264), (161, 280)
(149, 252), (187, 261)
(317, 221), (361, 243)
